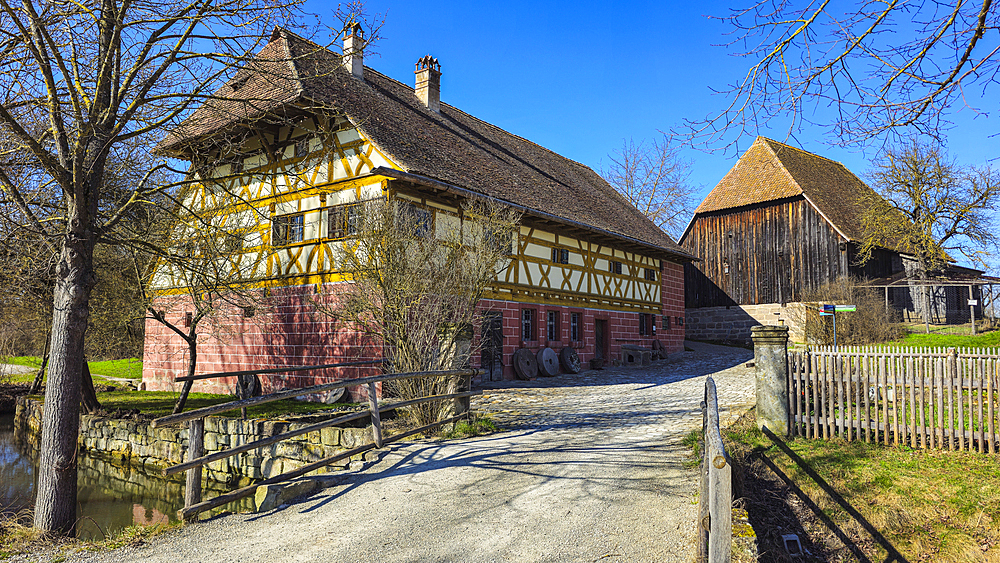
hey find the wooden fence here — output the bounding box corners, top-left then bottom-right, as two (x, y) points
(788, 346), (1000, 452)
(698, 376), (732, 563)
(152, 367), (481, 520)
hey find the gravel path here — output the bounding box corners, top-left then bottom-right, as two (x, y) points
(46, 341), (755, 563)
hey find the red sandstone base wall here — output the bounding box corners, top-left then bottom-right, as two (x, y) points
(142, 262), (686, 394)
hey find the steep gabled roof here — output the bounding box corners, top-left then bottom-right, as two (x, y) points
(159, 29), (693, 261)
(690, 136), (877, 242)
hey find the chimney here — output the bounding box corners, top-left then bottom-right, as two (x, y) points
(343, 22), (364, 80)
(415, 55), (441, 113)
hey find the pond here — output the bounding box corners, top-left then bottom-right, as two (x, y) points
(0, 414), (249, 541)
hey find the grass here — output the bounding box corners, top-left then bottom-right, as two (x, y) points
(86, 390), (359, 419)
(443, 415), (498, 439)
(724, 411), (1000, 563)
(889, 327), (1000, 349)
(0, 511), (180, 561)
(0, 357), (143, 386)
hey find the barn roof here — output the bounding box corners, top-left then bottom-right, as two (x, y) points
(158, 29), (693, 261)
(690, 137), (876, 242)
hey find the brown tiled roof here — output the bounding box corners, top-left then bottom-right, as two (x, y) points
(159, 29), (692, 260)
(693, 137), (878, 241)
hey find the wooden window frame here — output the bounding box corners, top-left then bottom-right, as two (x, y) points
(644, 268), (657, 281)
(546, 310), (560, 341)
(570, 312), (581, 342)
(327, 203), (363, 240)
(609, 260), (622, 275)
(551, 248), (569, 264)
(272, 212), (305, 246)
(398, 201), (433, 238)
(521, 308), (536, 342)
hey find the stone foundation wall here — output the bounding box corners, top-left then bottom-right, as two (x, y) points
(14, 397), (372, 485)
(685, 303), (808, 344)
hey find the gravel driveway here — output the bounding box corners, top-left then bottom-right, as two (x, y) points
(59, 341), (755, 563)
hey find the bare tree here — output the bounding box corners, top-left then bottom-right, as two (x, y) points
(601, 136), (696, 240)
(857, 140), (1000, 331)
(315, 197), (520, 425)
(688, 1), (1000, 149)
(137, 197), (276, 413)
(0, 0), (310, 535)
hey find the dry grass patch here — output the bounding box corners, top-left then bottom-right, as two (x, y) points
(0, 510), (179, 561)
(725, 410), (1000, 562)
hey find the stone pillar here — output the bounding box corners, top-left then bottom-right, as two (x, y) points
(751, 324), (790, 436)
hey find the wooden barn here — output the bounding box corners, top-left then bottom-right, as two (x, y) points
(680, 136), (902, 308)
(679, 136), (984, 340)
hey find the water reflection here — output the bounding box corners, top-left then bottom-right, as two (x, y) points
(0, 414), (253, 541)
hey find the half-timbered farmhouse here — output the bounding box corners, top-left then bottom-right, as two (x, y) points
(142, 27), (693, 395)
(680, 136), (984, 342)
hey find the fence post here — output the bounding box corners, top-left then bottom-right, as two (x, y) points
(751, 324), (790, 436)
(698, 394), (709, 562)
(367, 382), (383, 448)
(184, 418), (204, 518)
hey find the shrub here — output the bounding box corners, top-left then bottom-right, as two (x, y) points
(802, 277), (902, 345)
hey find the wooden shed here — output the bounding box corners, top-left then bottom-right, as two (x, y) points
(679, 137), (903, 308)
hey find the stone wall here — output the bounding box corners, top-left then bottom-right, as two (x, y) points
(14, 397), (372, 485)
(685, 303), (808, 344)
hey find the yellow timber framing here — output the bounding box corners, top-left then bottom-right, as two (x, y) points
(159, 113), (666, 315)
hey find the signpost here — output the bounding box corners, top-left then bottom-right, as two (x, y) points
(819, 304), (856, 349)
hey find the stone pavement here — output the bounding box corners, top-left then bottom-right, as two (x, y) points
(64, 341), (756, 563)
(473, 340), (756, 434)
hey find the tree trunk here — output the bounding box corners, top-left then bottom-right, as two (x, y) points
(80, 361), (101, 414)
(918, 262), (931, 334)
(28, 335), (51, 395)
(34, 229), (97, 536)
(172, 335), (197, 414)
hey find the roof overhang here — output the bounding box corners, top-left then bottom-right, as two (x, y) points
(373, 167), (698, 263)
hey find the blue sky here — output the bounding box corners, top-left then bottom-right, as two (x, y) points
(307, 0), (997, 239)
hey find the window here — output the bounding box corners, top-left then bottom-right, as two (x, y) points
(485, 227), (514, 255)
(546, 311), (559, 341)
(644, 268), (657, 281)
(521, 309), (535, 341)
(609, 260), (622, 275)
(551, 248), (569, 264)
(639, 313), (648, 336)
(663, 315), (671, 331)
(570, 312), (581, 341)
(273, 213), (304, 246)
(676, 316), (684, 327)
(398, 202), (432, 238)
(294, 137), (311, 158)
(328, 203), (362, 239)
(223, 229), (246, 253)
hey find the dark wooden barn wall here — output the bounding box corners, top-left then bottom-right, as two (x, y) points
(682, 197), (900, 307)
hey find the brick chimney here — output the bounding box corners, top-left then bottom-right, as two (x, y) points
(415, 55), (441, 113)
(343, 22), (364, 80)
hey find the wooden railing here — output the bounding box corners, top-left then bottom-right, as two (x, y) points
(788, 346), (1000, 452)
(697, 376), (732, 563)
(152, 367), (481, 520)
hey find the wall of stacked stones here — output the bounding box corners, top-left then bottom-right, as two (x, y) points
(14, 397), (372, 485)
(685, 303), (807, 344)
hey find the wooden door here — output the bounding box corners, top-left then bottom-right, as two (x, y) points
(595, 319), (608, 360)
(480, 312), (504, 381)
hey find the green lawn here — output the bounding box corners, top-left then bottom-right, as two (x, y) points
(888, 328), (1000, 349)
(724, 411), (1000, 563)
(1, 357), (142, 385)
(21, 389), (359, 419)
(91, 390), (357, 418)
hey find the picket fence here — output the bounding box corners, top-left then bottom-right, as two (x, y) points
(788, 346), (1000, 453)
